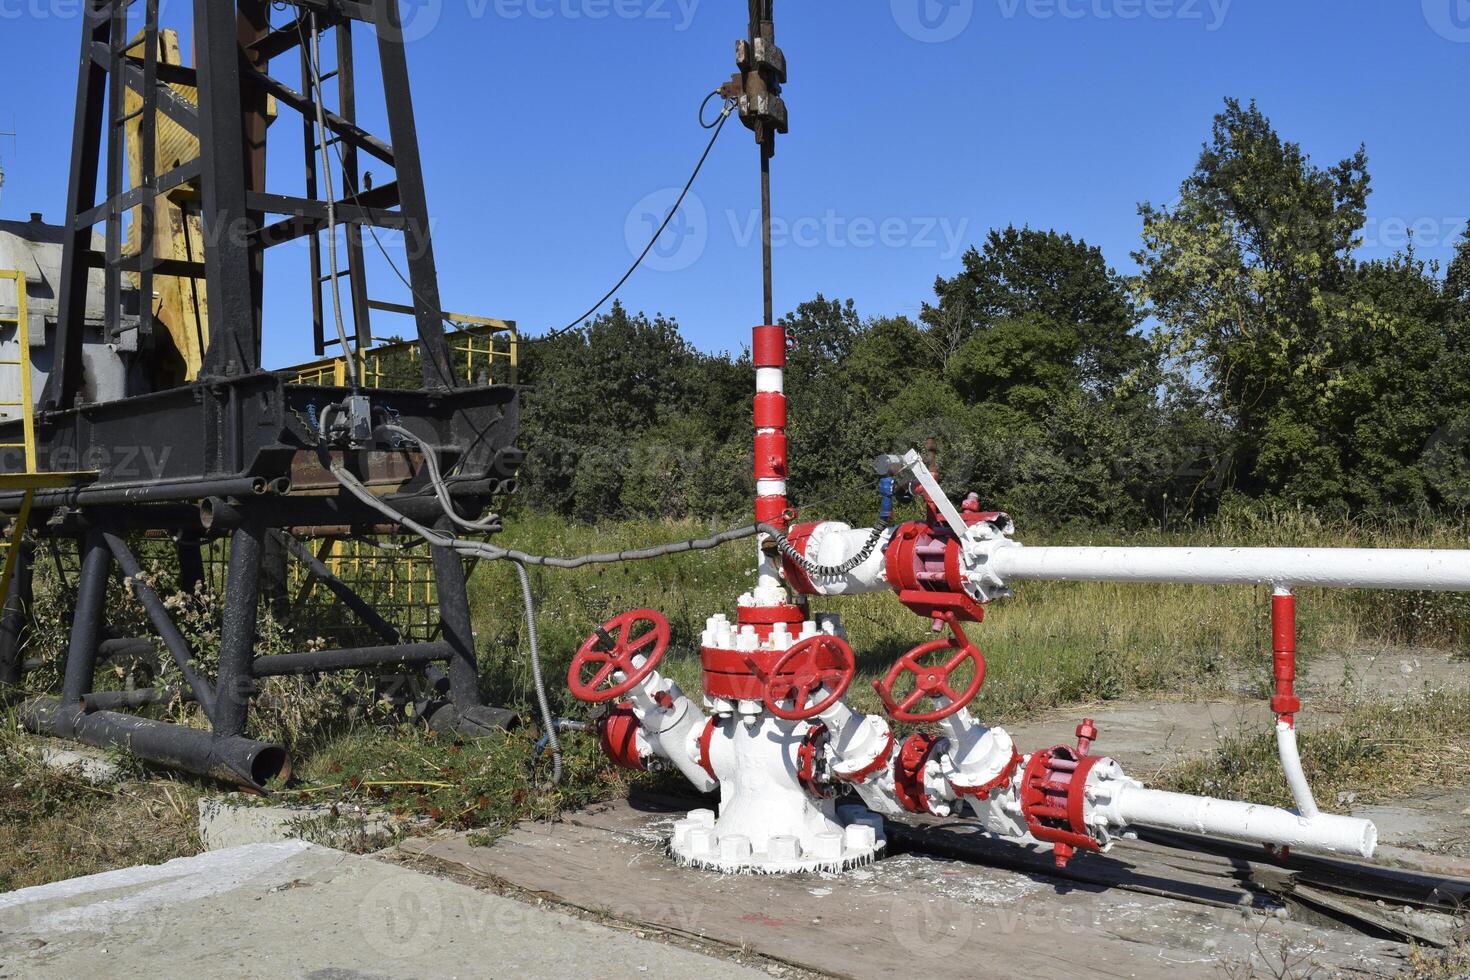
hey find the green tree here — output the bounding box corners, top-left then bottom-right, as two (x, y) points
(1133, 98), (1371, 500)
(927, 225), (1148, 397)
(516, 303), (744, 519)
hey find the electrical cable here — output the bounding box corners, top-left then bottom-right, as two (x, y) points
(535, 94), (735, 344)
(336, 409), (888, 577)
(768, 522), (890, 578)
(512, 559), (562, 785)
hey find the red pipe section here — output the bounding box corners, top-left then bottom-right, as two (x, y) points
(753, 325), (789, 531)
(1271, 590), (1301, 726)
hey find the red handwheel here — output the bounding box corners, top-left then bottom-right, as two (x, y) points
(874, 619), (986, 723)
(763, 635), (856, 721)
(567, 609), (671, 703)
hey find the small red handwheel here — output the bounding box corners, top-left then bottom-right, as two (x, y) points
(762, 634), (856, 721)
(567, 609), (671, 703)
(874, 620), (986, 723)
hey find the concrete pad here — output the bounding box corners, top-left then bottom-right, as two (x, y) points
(0, 841), (771, 979)
(197, 796), (409, 851)
(34, 743), (122, 785)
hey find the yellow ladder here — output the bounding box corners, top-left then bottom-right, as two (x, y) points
(0, 269), (85, 609)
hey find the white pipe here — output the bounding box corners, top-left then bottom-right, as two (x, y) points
(626, 671), (717, 794)
(988, 545), (1470, 591)
(1096, 780), (1376, 857)
(1276, 720), (1320, 821)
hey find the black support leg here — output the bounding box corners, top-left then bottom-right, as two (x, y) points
(61, 532), (111, 706)
(0, 537), (35, 688)
(176, 534), (206, 594)
(213, 519), (264, 738)
(431, 518), (480, 710)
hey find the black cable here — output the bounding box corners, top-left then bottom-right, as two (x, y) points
(536, 95), (735, 344)
(307, 42), (734, 352)
(699, 90), (728, 129)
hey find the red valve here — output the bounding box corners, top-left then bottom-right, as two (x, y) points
(567, 609), (670, 703)
(873, 618), (986, 723)
(762, 635), (856, 721)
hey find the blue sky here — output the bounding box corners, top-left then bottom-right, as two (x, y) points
(0, 1), (1466, 366)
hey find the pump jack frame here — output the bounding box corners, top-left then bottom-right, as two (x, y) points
(0, 0), (523, 789)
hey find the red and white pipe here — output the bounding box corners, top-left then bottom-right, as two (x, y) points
(752, 325), (789, 534)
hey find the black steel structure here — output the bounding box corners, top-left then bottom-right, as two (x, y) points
(0, 0), (523, 789)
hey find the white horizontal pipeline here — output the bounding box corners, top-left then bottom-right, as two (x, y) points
(1103, 783), (1376, 858)
(988, 546), (1470, 591)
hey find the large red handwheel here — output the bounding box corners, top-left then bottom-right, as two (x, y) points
(567, 609), (670, 703)
(762, 635), (856, 721)
(874, 621), (986, 723)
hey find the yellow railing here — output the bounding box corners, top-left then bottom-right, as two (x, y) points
(287, 308), (518, 389)
(0, 271), (96, 613)
(0, 270), (37, 473)
(0, 269), (36, 605)
(288, 539), (441, 643)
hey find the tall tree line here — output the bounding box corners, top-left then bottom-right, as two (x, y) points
(514, 99), (1470, 528)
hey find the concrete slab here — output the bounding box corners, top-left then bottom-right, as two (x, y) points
(196, 796), (410, 851)
(396, 797), (1412, 979)
(0, 841), (772, 979)
(34, 742), (122, 785)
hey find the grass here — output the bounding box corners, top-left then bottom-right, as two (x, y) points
(0, 717), (203, 891)
(1155, 690), (1470, 808)
(2, 507), (1468, 892)
(465, 508), (1470, 727)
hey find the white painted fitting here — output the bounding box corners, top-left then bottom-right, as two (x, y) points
(988, 545), (1470, 592)
(786, 522), (894, 596)
(1093, 770), (1376, 857)
(844, 823), (877, 851)
(687, 827), (717, 859)
(768, 836), (801, 861)
(1277, 720), (1321, 821)
(811, 832), (844, 861)
(817, 702), (905, 816)
(672, 819), (698, 850)
(931, 709), (1016, 801)
(624, 671), (717, 793)
(719, 834), (753, 863)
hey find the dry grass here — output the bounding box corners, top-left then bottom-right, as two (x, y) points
(0, 719), (203, 891)
(1155, 691), (1470, 809)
